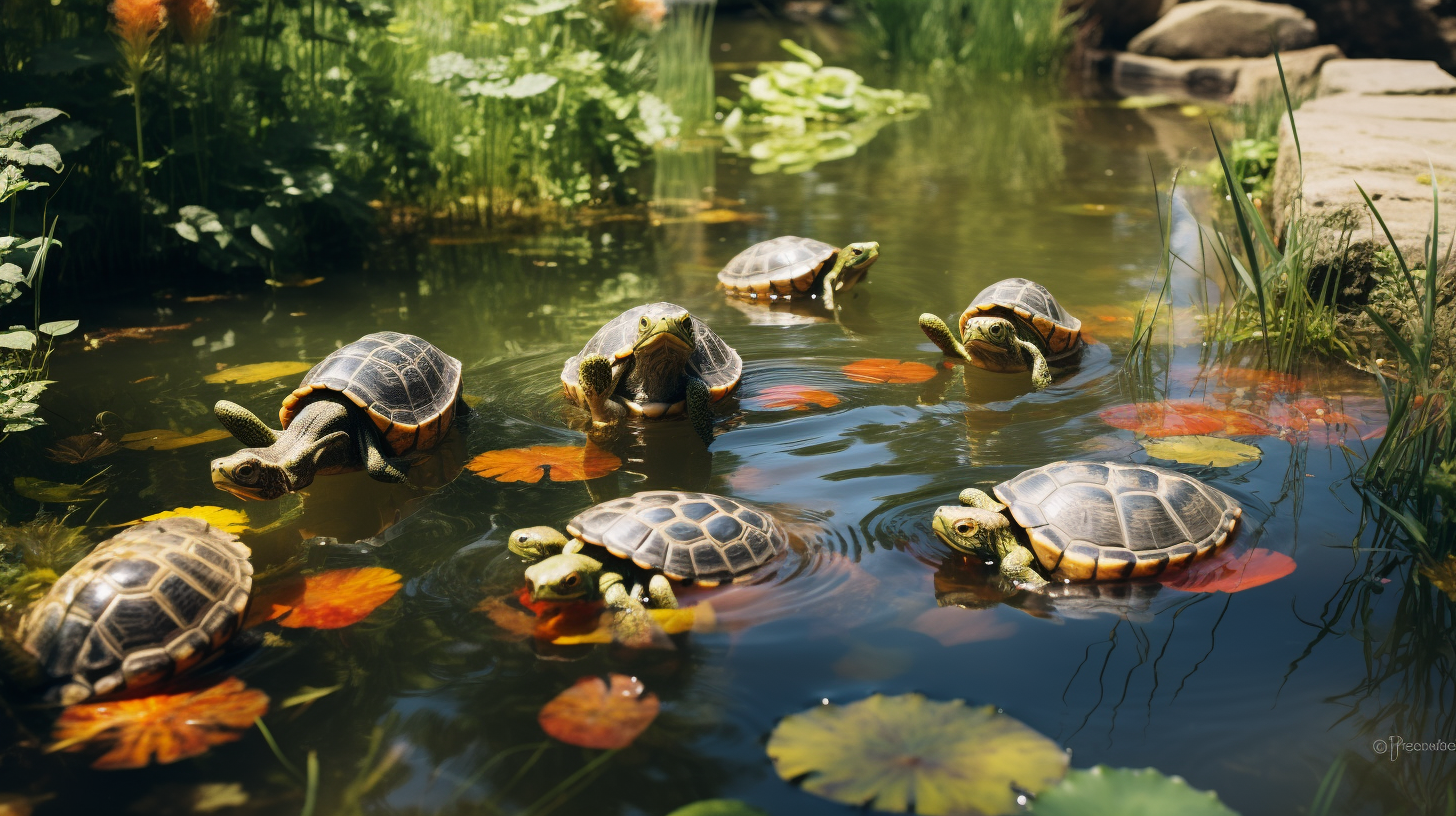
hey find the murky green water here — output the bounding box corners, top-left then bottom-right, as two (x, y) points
(1, 44), (1435, 816)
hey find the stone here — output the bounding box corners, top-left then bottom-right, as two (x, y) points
(1317, 59), (1456, 96)
(1110, 45), (1340, 103)
(1129, 1), (1318, 60)
(1065, 0), (1165, 48)
(1280, 0), (1454, 73)
(1228, 44), (1344, 104)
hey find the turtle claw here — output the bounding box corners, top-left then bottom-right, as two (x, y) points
(1015, 339), (1052, 391)
(579, 354), (626, 427)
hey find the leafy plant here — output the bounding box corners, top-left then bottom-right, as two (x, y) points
(856, 0), (1074, 78)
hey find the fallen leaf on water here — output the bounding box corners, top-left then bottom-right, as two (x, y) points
(1214, 367), (1303, 396)
(1098, 401), (1225, 438)
(1028, 766), (1239, 816)
(692, 208), (761, 224)
(538, 674), (660, 749)
(13, 476), (106, 503)
(47, 434), (122, 464)
(47, 677), (268, 770)
(842, 359), (937, 384)
(1216, 410), (1281, 437)
(767, 693), (1067, 815)
(551, 604), (715, 645)
(81, 320), (200, 350)
(280, 684), (342, 709)
(1141, 435), (1262, 467)
(248, 567), (402, 629)
(466, 444), (621, 484)
(667, 800), (769, 816)
(132, 506), (250, 534)
(120, 428), (234, 451)
(264, 276), (325, 288)
(745, 384), (841, 411)
(202, 361), (312, 385)
(1163, 549), (1296, 594)
(906, 605), (1018, 647)
(1420, 555), (1456, 602)
(1259, 401), (1308, 434)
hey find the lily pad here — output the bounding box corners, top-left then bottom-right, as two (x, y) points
(465, 444), (621, 484)
(1163, 549), (1295, 594)
(842, 359), (937, 384)
(1141, 436), (1261, 468)
(13, 476), (105, 503)
(246, 567), (402, 629)
(1028, 766), (1239, 816)
(538, 674), (660, 749)
(202, 361), (312, 385)
(766, 693), (1067, 815)
(1098, 401), (1226, 438)
(746, 384), (841, 411)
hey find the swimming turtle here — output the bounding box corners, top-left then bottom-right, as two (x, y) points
(510, 491), (787, 645)
(212, 332), (463, 500)
(561, 303), (741, 445)
(918, 278), (1083, 390)
(932, 461), (1241, 590)
(718, 236), (880, 310)
(19, 517), (253, 704)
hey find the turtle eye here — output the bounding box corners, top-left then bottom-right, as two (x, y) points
(517, 534), (529, 543)
(680, 316), (692, 332)
(955, 523), (972, 535)
(562, 573), (580, 587)
(640, 316), (651, 330)
(234, 463), (258, 483)
(851, 247), (863, 256)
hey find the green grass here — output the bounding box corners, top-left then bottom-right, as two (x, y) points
(856, 0), (1074, 77)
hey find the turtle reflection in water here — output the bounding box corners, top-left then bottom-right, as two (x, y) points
(212, 332), (464, 500)
(509, 491), (787, 646)
(933, 461), (1242, 590)
(919, 277), (1084, 391)
(561, 303), (742, 445)
(717, 235), (880, 310)
(934, 557), (1164, 623)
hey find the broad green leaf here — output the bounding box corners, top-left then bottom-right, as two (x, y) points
(38, 319), (78, 337)
(0, 329), (36, 350)
(1141, 436), (1261, 468)
(0, 144), (62, 171)
(0, 108), (65, 144)
(0, 263), (23, 283)
(666, 801), (768, 816)
(1029, 766), (1239, 816)
(203, 361), (312, 384)
(767, 693), (1067, 815)
(13, 476), (105, 503)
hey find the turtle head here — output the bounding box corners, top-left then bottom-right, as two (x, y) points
(508, 526), (569, 561)
(524, 551), (605, 602)
(210, 450), (293, 501)
(838, 241), (880, 278)
(932, 505), (1011, 557)
(962, 316), (1020, 355)
(626, 307), (696, 359)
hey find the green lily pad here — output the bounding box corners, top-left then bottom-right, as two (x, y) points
(767, 693), (1067, 815)
(1029, 766), (1240, 816)
(1141, 435), (1261, 468)
(13, 476), (106, 503)
(666, 800), (769, 816)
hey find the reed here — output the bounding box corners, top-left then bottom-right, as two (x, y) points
(856, 0), (1072, 78)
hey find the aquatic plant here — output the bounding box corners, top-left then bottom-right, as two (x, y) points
(855, 0), (1074, 78)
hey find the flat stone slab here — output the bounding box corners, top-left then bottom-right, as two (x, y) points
(1317, 59), (1456, 96)
(1110, 45), (1341, 103)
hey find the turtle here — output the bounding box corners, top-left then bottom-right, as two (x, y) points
(918, 277), (1084, 391)
(509, 490), (787, 645)
(561, 303), (741, 446)
(211, 331), (463, 501)
(932, 461), (1242, 590)
(717, 236), (880, 310)
(18, 517), (253, 705)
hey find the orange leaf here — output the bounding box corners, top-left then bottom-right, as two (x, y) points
(250, 567), (402, 629)
(1217, 410), (1281, 437)
(538, 674), (660, 749)
(1216, 367), (1304, 396)
(48, 677), (268, 770)
(841, 359), (937, 384)
(1098, 401), (1226, 438)
(466, 444), (622, 484)
(1163, 549), (1296, 594)
(746, 385), (842, 411)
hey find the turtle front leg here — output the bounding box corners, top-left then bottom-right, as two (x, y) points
(958, 488), (1007, 512)
(214, 400), (279, 447)
(601, 572), (669, 648)
(1015, 338), (1052, 391)
(579, 354), (628, 429)
(647, 574), (678, 610)
(999, 544), (1049, 591)
(359, 427), (408, 483)
(918, 314), (973, 361)
(685, 377), (715, 446)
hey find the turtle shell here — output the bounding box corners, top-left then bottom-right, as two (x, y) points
(960, 278), (1083, 358)
(994, 461), (1242, 582)
(566, 491), (787, 586)
(20, 517), (253, 704)
(560, 303), (742, 414)
(280, 331), (462, 457)
(718, 236), (838, 298)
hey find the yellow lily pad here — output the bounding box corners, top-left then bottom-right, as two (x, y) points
(766, 693), (1067, 815)
(132, 506), (250, 534)
(13, 477), (106, 503)
(551, 603), (715, 645)
(203, 361), (312, 385)
(120, 428), (233, 451)
(1421, 555), (1456, 602)
(1141, 436), (1261, 468)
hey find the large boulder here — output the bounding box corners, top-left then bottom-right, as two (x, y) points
(1278, 0), (1454, 73)
(1109, 45), (1341, 102)
(1129, 1), (1318, 59)
(1065, 0), (1165, 48)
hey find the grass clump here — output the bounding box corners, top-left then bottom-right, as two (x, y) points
(855, 0), (1074, 78)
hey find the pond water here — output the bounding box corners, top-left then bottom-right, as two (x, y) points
(0, 29), (1431, 816)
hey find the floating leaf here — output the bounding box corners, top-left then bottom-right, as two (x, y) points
(745, 384), (841, 411)
(120, 428), (233, 451)
(280, 684), (342, 708)
(263, 276), (325, 288)
(842, 359), (937, 384)
(1214, 367), (1303, 396)
(132, 506), (249, 534)
(202, 361), (312, 385)
(551, 604), (713, 645)
(1028, 766), (1238, 816)
(46, 433), (121, 463)
(82, 320), (199, 349)
(1419, 555), (1456, 601)
(538, 674), (660, 749)
(767, 693), (1067, 815)
(252, 567), (402, 629)
(667, 801), (769, 816)
(906, 606), (1017, 647)
(1163, 549), (1295, 594)
(13, 476), (105, 503)
(47, 677), (269, 770)
(1141, 436), (1261, 468)
(1098, 402), (1226, 438)
(466, 444), (621, 484)
(1216, 410), (1280, 437)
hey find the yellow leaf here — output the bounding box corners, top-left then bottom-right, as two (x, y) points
(203, 361), (312, 385)
(1421, 555), (1456, 602)
(120, 428), (233, 451)
(1140, 435), (1262, 468)
(134, 506), (250, 533)
(550, 603), (714, 645)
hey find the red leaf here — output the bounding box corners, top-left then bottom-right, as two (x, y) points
(1098, 401), (1226, 438)
(841, 359), (938, 384)
(746, 384), (842, 411)
(538, 674), (660, 749)
(1163, 549), (1296, 594)
(249, 567), (402, 630)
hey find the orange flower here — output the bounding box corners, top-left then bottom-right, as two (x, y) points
(618, 0), (666, 28)
(110, 0), (168, 74)
(168, 0), (217, 45)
